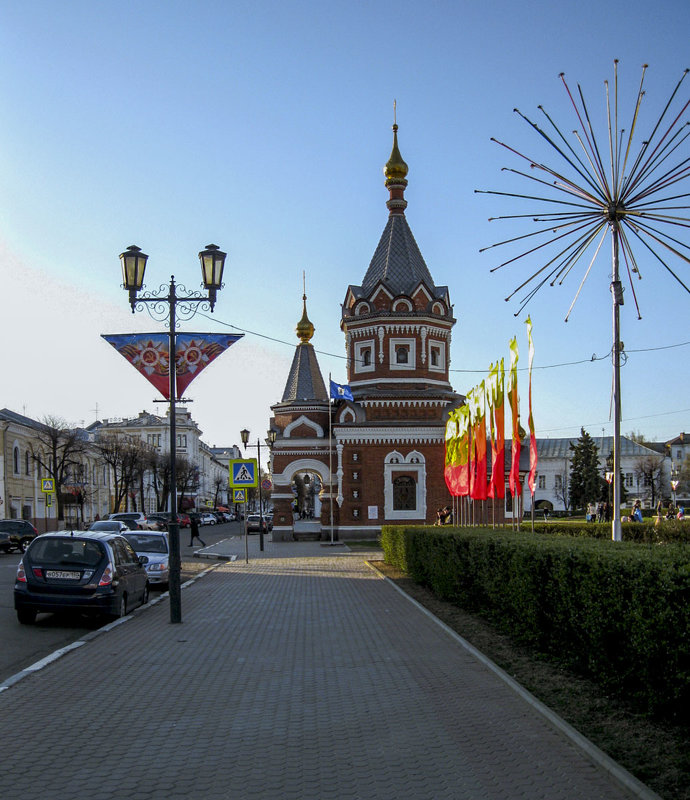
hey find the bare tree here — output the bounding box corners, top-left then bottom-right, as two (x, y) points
(95, 434), (149, 514)
(555, 459), (570, 512)
(176, 456), (198, 512)
(30, 416), (88, 522)
(633, 455), (666, 507)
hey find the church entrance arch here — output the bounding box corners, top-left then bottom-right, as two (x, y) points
(271, 457), (332, 541)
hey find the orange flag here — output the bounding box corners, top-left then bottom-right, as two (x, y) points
(470, 381), (488, 500)
(526, 317), (538, 496)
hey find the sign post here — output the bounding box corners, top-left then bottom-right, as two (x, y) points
(230, 461), (257, 562)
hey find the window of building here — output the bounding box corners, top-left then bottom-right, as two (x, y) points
(389, 338), (415, 371)
(393, 476), (416, 510)
(625, 473), (634, 488)
(428, 340), (445, 372)
(13, 446), (19, 475)
(538, 475), (546, 489)
(25, 452), (30, 476)
(354, 340), (375, 374)
(677, 449), (682, 461)
(554, 474), (562, 490)
(177, 434), (187, 448)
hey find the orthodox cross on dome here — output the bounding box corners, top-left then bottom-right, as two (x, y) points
(296, 270), (315, 344)
(384, 102), (409, 215)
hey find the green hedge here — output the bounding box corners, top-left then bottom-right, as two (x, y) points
(380, 525), (690, 718)
(520, 519), (690, 543)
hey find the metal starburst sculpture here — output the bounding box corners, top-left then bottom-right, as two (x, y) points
(477, 61), (690, 541)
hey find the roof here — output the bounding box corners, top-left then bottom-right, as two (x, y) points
(280, 343), (329, 403)
(351, 213), (442, 299)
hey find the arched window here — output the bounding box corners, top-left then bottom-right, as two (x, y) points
(25, 451), (31, 475)
(361, 347), (371, 366)
(13, 446), (19, 474)
(395, 345), (409, 364)
(393, 476), (416, 511)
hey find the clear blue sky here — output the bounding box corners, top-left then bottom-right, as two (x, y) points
(1, 0), (689, 458)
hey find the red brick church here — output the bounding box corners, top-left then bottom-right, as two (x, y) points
(269, 125), (463, 540)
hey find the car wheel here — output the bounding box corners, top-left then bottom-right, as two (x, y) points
(111, 595), (127, 620)
(19, 538), (32, 553)
(142, 584), (150, 607)
(17, 608), (37, 625)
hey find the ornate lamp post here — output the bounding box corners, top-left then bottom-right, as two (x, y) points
(240, 428), (276, 551)
(605, 451), (614, 521)
(120, 243), (226, 624)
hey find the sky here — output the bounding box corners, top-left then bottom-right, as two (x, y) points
(2, 0), (689, 467)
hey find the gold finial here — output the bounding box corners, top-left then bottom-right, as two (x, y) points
(296, 271), (315, 344)
(384, 102), (408, 185)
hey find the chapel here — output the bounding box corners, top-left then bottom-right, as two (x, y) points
(269, 125), (462, 540)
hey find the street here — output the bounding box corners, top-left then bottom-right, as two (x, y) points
(0, 519), (242, 683)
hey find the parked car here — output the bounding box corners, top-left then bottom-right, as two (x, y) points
(145, 514), (171, 531)
(14, 531), (150, 624)
(122, 531), (169, 587)
(246, 514), (268, 533)
(108, 512), (155, 530)
(88, 520), (131, 534)
(148, 512), (192, 530)
(0, 519), (39, 553)
(199, 513), (217, 525)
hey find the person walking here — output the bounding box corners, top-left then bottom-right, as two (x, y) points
(188, 515), (206, 547)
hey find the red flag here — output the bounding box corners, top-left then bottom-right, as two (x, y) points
(444, 410), (459, 495)
(526, 317), (538, 496)
(508, 337), (522, 499)
(488, 360), (505, 499)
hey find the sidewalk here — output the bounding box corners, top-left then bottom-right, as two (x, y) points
(0, 547), (656, 800)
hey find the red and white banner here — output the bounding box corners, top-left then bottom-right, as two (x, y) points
(102, 332), (242, 399)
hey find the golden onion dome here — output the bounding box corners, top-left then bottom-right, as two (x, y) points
(296, 294), (315, 343)
(384, 124), (409, 184)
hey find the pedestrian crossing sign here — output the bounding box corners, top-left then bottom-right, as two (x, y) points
(41, 478), (55, 493)
(233, 489), (246, 502)
(229, 459), (258, 488)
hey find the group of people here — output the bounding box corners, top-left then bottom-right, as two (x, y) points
(435, 506), (453, 525)
(586, 502), (611, 523)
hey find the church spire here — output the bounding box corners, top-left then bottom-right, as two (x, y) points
(384, 105), (408, 215)
(295, 272), (315, 344)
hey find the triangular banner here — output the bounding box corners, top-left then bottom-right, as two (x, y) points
(102, 332), (243, 399)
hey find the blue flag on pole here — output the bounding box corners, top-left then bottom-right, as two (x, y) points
(330, 379), (353, 401)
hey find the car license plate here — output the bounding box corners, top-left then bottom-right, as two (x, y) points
(45, 570), (81, 580)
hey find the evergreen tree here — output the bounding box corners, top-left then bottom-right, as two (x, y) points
(568, 428), (601, 511)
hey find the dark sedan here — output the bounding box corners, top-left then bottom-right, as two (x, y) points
(0, 519), (39, 553)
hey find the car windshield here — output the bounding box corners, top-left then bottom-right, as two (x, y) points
(123, 534), (168, 554)
(30, 538), (105, 567)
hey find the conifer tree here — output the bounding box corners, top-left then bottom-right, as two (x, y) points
(568, 428), (601, 511)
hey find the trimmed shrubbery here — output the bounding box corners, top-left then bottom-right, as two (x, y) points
(380, 525), (690, 719)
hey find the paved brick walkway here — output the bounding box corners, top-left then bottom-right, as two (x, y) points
(0, 554), (651, 799)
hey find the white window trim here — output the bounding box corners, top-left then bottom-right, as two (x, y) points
(389, 338), (416, 371)
(383, 450), (426, 520)
(427, 339), (445, 373)
(354, 339), (376, 374)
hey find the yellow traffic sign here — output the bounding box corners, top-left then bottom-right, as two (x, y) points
(41, 478), (55, 493)
(229, 459), (258, 488)
(233, 489), (246, 502)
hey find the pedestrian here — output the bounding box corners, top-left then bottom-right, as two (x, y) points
(188, 515), (206, 547)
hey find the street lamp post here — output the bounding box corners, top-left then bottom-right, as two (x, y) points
(240, 428), (276, 551)
(605, 451), (614, 522)
(671, 462), (680, 509)
(120, 243), (226, 624)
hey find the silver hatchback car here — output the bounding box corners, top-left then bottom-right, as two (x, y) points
(122, 531), (170, 587)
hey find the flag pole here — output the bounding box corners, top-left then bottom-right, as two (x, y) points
(329, 373), (334, 545)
